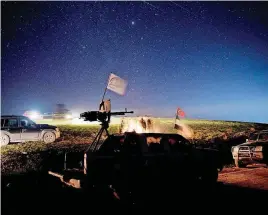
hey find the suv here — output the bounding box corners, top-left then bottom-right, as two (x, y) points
(231, 130), (268, 168)
(1, 115), (61, 146)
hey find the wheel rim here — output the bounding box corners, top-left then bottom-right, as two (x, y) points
(44, 133), (55, 142)
(1, 135), (9, 145)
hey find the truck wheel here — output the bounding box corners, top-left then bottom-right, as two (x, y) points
(201, 167), (218, 186)
(43, 132), (56, 143)
(110, 185), (136, 206)
(1, 134), (10, 146)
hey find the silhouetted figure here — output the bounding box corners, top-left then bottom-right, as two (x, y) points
(140, 117), (147, 131)
(147, 118), (152, 132)
(119, 118), (125, 133)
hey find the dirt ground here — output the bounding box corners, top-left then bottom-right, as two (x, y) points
(219, 164), (268, 190)
(2, 165), (268, 215)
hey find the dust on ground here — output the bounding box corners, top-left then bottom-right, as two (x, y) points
(219, 165), (268, 190)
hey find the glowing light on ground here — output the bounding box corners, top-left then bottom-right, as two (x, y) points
(65, 114), (72, 119)
(120, 117), (156, 133)
(123, 119), (145, 133)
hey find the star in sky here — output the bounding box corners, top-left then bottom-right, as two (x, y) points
(1, 1), (268, 123)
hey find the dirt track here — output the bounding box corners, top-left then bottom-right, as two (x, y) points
(219, 165), (268, 190)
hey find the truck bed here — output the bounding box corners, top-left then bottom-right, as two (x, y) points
(48, 168), (85, 189)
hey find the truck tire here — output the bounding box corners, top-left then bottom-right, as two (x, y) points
(110, 182), (139, 207)
(43, 132), (56, 143)
(201, 167), (218, 186)
(1, 134), (10, 146)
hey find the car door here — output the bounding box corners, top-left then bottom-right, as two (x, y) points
(3, 118), (21, 141)
(144, 135), (169, 181)
(113, 134), (145, 191)
(20, 118), (41, 141)
(167, 135), (194, 179)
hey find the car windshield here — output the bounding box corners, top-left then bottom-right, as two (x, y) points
(259, 133), (268, 141)
(249, 133), (258, 140)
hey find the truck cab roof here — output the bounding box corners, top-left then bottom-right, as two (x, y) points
(1, 115), (22, 118)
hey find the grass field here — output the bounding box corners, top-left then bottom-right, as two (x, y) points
(1, 118), (268, 175)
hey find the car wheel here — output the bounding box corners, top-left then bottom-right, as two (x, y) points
(200, 167), (219, 186)
(43, 132), (56, 143)
(1, 134), (10, 146)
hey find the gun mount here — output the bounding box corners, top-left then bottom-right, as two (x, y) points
(80, 100), (134, 152)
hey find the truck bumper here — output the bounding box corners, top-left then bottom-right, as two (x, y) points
(55, 131), (61, 139)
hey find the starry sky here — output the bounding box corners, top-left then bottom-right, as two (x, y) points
(1, 1), (268, 123)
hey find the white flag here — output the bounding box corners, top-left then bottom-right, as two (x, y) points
(107, 73), (128, 95)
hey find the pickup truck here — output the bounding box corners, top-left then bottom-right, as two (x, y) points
(48, 132), (223, 205)
(231, 130), (268, 168)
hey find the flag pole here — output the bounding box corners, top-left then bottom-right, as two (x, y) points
(101, 87), (108, 101)
(174, 111), (177, 129)
(101, 72), (112, 101)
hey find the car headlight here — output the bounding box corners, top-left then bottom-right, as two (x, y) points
(232, 146), (239, 154)
(254, 146), (262, 152)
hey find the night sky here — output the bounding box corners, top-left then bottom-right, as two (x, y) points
(1, 1), (268, 123)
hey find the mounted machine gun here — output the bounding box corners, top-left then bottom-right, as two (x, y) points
(80, 99), (133, 152)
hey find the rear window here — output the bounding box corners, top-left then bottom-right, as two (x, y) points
(120, 134), (141, 154)
(146, 136), (165, 153)
(249, 133), (258, 140)
(2, 118), (19, 128)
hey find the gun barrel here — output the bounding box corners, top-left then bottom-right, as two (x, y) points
(110, 111), (134, 116)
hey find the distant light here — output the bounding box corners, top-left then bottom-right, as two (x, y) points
(71, 112), (80, 118)
(71, 117), (99, 125)
(65, 114), (72, 119)
(131, 21), (135, 25)
(25, 111), (41, 120)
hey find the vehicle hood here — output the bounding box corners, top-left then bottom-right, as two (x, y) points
(235, 140), (268, 147)
(36, 124), (57, 129)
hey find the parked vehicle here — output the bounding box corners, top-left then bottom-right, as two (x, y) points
(1, 115), (61, 146)
(231, 130), (268, 167)
(49, 131), (223, 204)
(48, 100), (223, 205)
